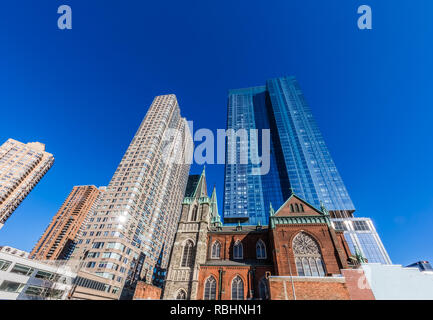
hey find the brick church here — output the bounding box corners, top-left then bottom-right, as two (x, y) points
(134, 169), (374, 300)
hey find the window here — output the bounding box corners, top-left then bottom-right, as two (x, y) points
(92, 242), (104, 249)
(47, 289), (64, 299)
(256, 240), (266, 259)
(191, 206), (198, 221)
(258, 278), (269, 300)
(211, 241), (221, 259)
(353, 220), (370, 231)
(24, 286), (45, 297)
(233, 241), (243, 260)
(292, 232), (326, 277)
(181, 240), (195, 267)
(204, 276), (217, 300)
(0, 259), (12, 271)
(10, 264), (34, 276)
(107, 242), (125, 251)
(0, 280), (25, 293)
(231, 276), (244, 300)
(176, 289), (187, 300)
(35, 270), (56, 281)
(333, 221), (346, 231)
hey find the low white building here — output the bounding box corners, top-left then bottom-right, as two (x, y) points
(0, 246), (77, 300)
(361, 263), (433, 300)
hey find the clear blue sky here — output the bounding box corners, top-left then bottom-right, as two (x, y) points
(0, 0), (432, 265)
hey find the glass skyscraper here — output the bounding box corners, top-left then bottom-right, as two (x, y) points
(223, 76), (354, 225)
(223, 76), (391, 264)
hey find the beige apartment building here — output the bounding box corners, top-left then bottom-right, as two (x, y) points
(71, 94), (193, 299)
(30, 185), (104, 261)
(0, 139), (54, 230)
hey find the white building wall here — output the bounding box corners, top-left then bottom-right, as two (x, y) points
(0, 246), (76, 300)
(362, 263), (433, 300)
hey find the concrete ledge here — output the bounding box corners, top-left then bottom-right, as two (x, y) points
(269, 276), (346, 283)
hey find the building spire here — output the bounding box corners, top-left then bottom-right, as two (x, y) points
(320, 201), (329, 216)
(354, 244), (367, 264)
(210, 185), (219, 221)
(269, 202), (275, 217)
(194, 166), (208, 198)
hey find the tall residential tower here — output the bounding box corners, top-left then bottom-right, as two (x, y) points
(0, 139), (54, 229)
(71, 94), (193, 298)
(30, 185), (104, 261)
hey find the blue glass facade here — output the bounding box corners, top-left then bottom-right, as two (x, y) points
(332, 218), (392, 264)
(223, 76), (355, 225)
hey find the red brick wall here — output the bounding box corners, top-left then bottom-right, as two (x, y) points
(268, 277), (351, 300)
(133, 282), (162, 300)
(197, 265), (273, 300)
(207, 231), (271, 262)
(337, 231), (353, 258)
(271, 224), (347, 276)
(341, 269), (375, 300)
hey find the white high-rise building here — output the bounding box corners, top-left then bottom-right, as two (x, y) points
(71, 94), (193, 299)
(0, 139), (54, 229)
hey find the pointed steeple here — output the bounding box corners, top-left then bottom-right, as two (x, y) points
(320, 202), (329, 216)
(269, 202), (275, 217)
(256, 219), (262, 230)
(193, 166), (208, 198)
(210, 185), (219, 218)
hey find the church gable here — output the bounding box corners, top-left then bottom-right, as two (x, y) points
(275, 194), (323, 217)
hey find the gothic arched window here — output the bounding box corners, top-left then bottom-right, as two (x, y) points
(258, 278), (269, 300)
(191, 206), (198, 221)
(292, 232), (326, 277)
(256, 240), (266, 259)
(204, 276), (217, 300)
(176, 289), (187, 300)
(233, 241), (243, 260)
(231, 276), (244, 300)
(211, 241), (221, 259)
(181, 240), (195, 267)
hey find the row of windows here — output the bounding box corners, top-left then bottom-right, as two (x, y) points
(181, 239), (267, 268)
(176, 276), (269, 300)
(290, 203), (305, 213)
(210, 240), (267, 260)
